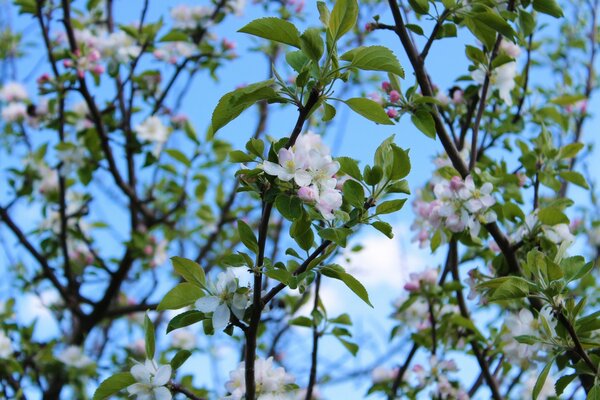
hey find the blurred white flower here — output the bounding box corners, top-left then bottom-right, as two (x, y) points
(128, 359), (172, 400)
(0, 82), (28, 102)
(57, 345), (93, 368)
(0, 331), (13, 358)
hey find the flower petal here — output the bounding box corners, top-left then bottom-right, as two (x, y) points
(195, 296), (220, 313)
(153, 386), (173, 400)
(212, 302), (230, 331)
(131, 363), (152, 384)
(153, 364), (172, 387)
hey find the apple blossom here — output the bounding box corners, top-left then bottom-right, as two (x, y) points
(1, 102), (27, 122)
(127, 359), (172, 400)
(223, 357), (295, 399)
(56, 346), (94, 368)
(0, 331), (12, 359)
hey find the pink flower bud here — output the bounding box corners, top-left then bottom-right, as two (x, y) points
(389, 90), (401, 103)
(298, 186), (317, 202)
(143, 245), (153, 256)
(386, 108), (398, 118)
(381, 81), (391, 92)
(449, 176), (463, 191)
(403, 281), (420, 292)
(92, 64), (105, 75)
(63, 59), (74, 68)
(451, 89), (464, 104)
(37, 73), (51, 84)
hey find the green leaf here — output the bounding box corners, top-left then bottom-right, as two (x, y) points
(344, 98), (394, 125)
(157, 283), (203, 311)
(389, 144), (410, 180)
(533, 0), (564, 18)
(170, 350), (192, 370)
(411, 110), (436, 139)
(275, 195), (303, 220)
(167, 311), (206, 333)
(533, 358), (554, 400)
(337, 157), (362, 180)
(144, 314), (155, 359)
(211, 80), (278, 133)
(300, 28), (324, 62)
(159, 30), (190, 42)
(229, 150), (255, 163)
(371, 221), (393, 238)
(341, 46), (405, 78)
(291, 216), (314, 251)
(550, 94), (587, 106)
(93, 372), (135, 400)
(408, 0), (429, 14)
(475, 10), (515, 40)
(319, 228), (352, 247)
(290, 316), (313, 327)
(479, 276), (531, 301)
(538, 207), (569, 225)
(559, 142), (584, 159)
(555, 374), (577, 396)
(238, 17), (301, 47)
(171, 257), (206, 287)
(323, 103), (336, 122)
(238, 220), (259, 254)
(375, 199), (407, 215)
(337, 337), (359, 355)
(329, 0), (358, 42)
(343, 180), (365, 208)
(321, 266), (373, 307)
(559, 171), (589, 189)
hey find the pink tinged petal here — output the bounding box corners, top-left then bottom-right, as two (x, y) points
(153, 386), (173, 400)
(212, 302), (230, 331)
(481, 182), (493, 195)
(195, 296), (220, 313)
(277, 148), (294, 164)
(131, 364), (152, 384)
(324, 161), (340, 176)
(153, 365), (172, 387)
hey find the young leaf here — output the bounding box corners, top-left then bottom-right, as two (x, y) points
(533, 358), (554, 400)
(319, 227), (352, 247)
(171, 257), (206, 287)
(371, 221), (393, 238)
(212, 80), (278, 133)
(157, 283), (203, 311)
(329, 0), (358, 42)
(341, 46), (405, 78)
(93, 372), (135, 400)
(375, 199), (407, 215)
(238, 17), (301, 47)
(237, 220), (259, 254)
(300, 28), (324, 62)
(321, 266), (373, 307)
(167, 311), (206, 333)
(411, 110), (436, 139)
(343, 180), (365, 208)
(344, 98), (394, 125)
(533, 0), (564, 18)
(144, 314), (155, 359)
(170, 350), (192, 370)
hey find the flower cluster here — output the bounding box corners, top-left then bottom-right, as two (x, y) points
(403, 268), (438, 292)
(195, 270), (250, 331)
(0, 331), (12, 359)
(412, 356), (469, 399)
(511, 212), (575, 246)
(1, 81), (30, 123)
(134, 116), (171, 156)
(153, 42), (197, 64)
(127, 359), (172, 400)
(471, 39), (520, 106)
(261, 132), (342, 220)
(223, 357), (295, 399)
(412, 175), (497, 247)
(501, 308), (555, 367)
(56, 346), (94, 368)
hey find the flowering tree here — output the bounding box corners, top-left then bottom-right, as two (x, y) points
(0, 0), (598, 399)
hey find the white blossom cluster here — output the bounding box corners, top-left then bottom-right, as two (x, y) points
(471, 39), (520, 106)
(501, 308), (555, 367)
(261, 132), (343, 220)
(56, 345), (94, 368)
(412, 356), (469, 399)
(223, 357), (295, 399)
(134, 116), (171, 156)
(511, 212), (575, 246)
(1, 81), (46, 125)
(411, 175), (497, 247)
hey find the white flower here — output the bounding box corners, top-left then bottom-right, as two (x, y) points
(128, 359), (172, 400)
(0, 331), (12, 358)
(154, 42), (197, 64)
(502, 310), (539, 366)
(151, 240), (169, 268)
(262, 148), (311, 186)
(135, 116), (170, 143)
(372, 366), (397, 383)
(227, 0), (246, 16)
(544, 223), (575, 245)
(171, 5), (212, 29)
(223, 357), (295, 399)
(37, 165), (59, 196)
(135, 116), (170, 155)
(458, 176), (495, 213)
(315, 187), (343, 221)
(0, 82), (28, 102)
(170, 329), (196, 350)
(57, 346), (93, 368)
(102, 31), (142, 63)
(471, 62), (517, 106)
(2, 102), (28, 122)
(500, 39), (521, 58)
(195, 270), (249, 331)
(57, 143), (87, 175)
